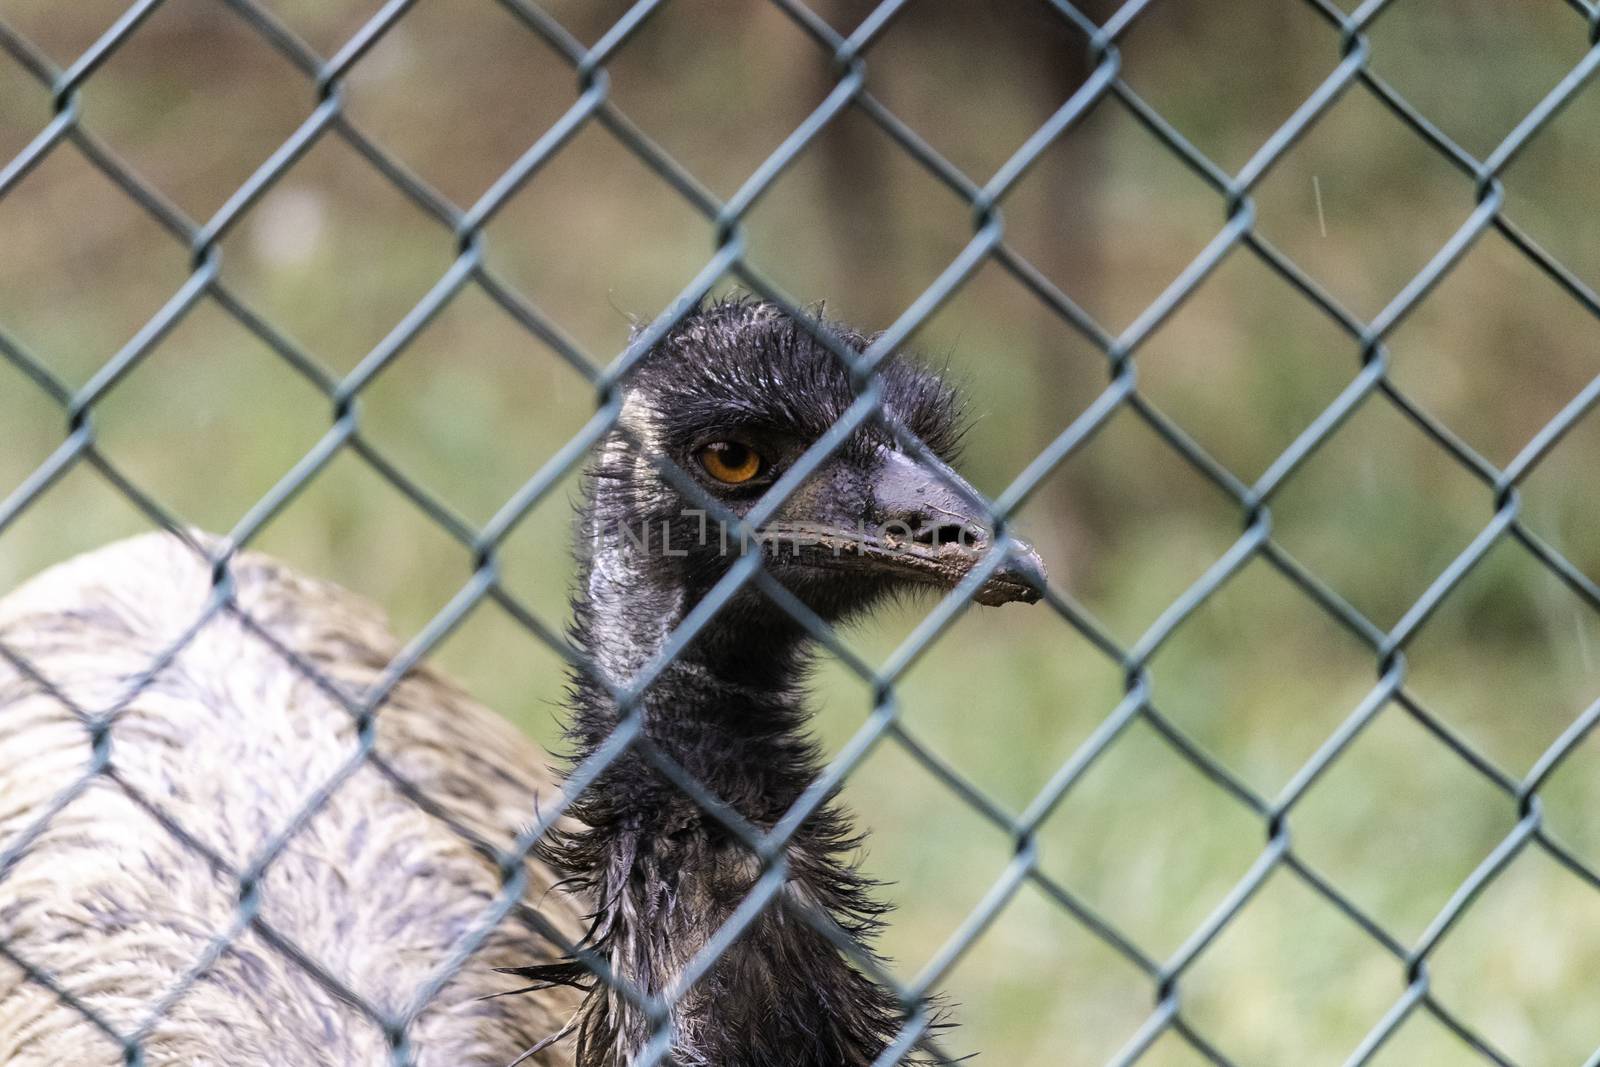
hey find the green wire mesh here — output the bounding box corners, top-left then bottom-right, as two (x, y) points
(3, 1), (1600, 1064)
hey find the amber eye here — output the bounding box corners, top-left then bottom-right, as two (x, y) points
(697, 441), (763, 485)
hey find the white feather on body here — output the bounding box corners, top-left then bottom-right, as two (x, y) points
(0, 532), (583, 1066)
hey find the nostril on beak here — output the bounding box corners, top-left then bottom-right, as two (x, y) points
(908, 519), (984, 549)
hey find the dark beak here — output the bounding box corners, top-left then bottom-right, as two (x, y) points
(759, 450), (1048, 607)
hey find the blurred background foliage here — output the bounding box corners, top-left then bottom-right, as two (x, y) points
(2, 0), (1600, 1063)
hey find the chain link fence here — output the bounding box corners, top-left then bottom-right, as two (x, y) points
(2, 0), (1600, 1063)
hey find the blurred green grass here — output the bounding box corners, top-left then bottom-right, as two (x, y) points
(3, 0), (1600, 1063)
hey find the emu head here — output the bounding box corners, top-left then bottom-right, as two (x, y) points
(583, 298), (1045, 635)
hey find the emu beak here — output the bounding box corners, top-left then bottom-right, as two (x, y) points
(760, 450), (1048, 607)
(867, 449), (1046, 607)
(970, 537), (1048, 607)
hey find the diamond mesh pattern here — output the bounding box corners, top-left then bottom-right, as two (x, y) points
(3, 1), (1600, 1064)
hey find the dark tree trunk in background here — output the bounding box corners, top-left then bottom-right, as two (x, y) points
(1031, 0), (1115, 558)
(810, 0), (1112, 310)
(1032, 0), (1115, 299)
(798, 0), (1116, 550)
(794, 0), (900, 327)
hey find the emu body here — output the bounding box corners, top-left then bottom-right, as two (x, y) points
(0, 534), (581, 1065)
(0, 298), (1044, 1066)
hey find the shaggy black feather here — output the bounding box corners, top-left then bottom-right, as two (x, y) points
(516, 298), (972, 1066)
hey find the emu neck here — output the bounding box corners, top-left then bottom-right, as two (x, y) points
(546, 526), (908, 1066)
(575, 529), (815, 814)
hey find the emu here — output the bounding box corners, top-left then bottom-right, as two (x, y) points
(0, 298), (1044, 1066)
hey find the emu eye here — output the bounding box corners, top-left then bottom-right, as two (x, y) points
(697, 441), (763, 485)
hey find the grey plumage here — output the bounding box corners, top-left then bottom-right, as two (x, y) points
(0, 533), (582, 1065)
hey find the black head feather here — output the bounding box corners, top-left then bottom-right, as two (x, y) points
(628, 297), (968, 467)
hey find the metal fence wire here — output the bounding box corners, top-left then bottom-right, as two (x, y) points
(3, 0), (1600, 1064)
